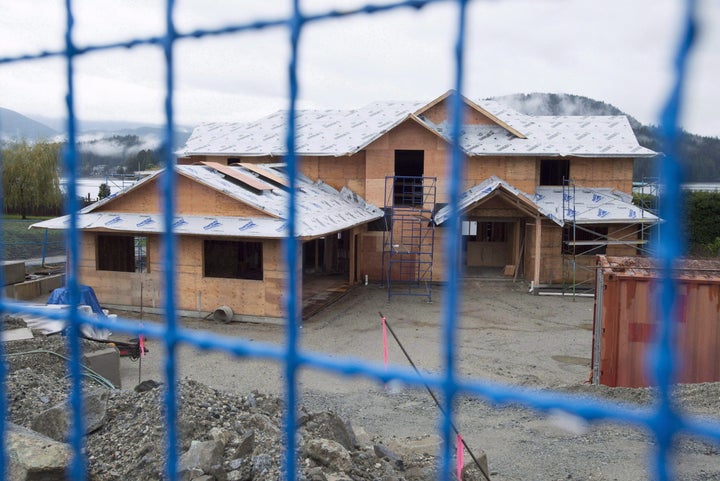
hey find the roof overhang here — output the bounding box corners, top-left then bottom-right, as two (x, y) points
(434, 178), (661, 227)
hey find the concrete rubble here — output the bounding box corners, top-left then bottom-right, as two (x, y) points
(3, 314), (486, 480)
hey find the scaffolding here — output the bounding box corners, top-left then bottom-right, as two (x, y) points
(560, 178), (658, 297)
(381, 175), (437, 302)
(636, 176), (660, 246)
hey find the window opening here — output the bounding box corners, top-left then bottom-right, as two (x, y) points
(97, 234), (148, 272)
(204, 240), (263, 280)
(394, 150), (424, 206)
(540, 159), (570, 186)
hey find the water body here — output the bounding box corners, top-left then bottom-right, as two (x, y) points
(633, 182), (720, 195)
(60, 177), (139, 201)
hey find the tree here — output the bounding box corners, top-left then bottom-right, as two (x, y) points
(1, 140), (63, 219)
(98, 183), (111, 200)
(686, 191), (720, 256)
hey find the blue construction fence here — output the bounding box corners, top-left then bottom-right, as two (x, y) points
(1, 1), (719, 481)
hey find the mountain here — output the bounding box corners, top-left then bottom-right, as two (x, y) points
(492, 92), (720, 182)
(1, 107), (193, 177)
(0, 107), (59, 141)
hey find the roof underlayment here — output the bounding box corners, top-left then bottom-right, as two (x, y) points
(31, 164), (384, 239)
(178, 94), (656, 159)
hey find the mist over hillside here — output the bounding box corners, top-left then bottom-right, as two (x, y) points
(492, 92), (720, 182)
(1, 107), (191, 176)
(0, 107), (58, 141)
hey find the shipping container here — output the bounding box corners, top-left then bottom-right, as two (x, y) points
(592, 255), (720, 387)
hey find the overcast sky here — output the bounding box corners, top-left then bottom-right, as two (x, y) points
(1, 0), (718, 137)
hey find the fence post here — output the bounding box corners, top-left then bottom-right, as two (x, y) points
(41, 228), (49, 267)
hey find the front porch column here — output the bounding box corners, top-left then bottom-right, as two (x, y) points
(534, 216), (542, 287)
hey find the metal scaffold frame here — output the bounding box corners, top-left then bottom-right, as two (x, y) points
(560, 178), (658, 297)
(381, 175), (437, 302)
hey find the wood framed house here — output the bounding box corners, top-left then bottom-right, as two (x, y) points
(177, 90), (658, 298)
(32, 164), (383, 322)
(34, 90), (658, 320)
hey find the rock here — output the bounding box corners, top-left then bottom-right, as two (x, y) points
(235, 430), (255, 457)
(461, 455), (491, 481)
(303, 438), (353, 474)
(190, 476), (214, 481)
(180, 466), (204, 481)
(208, 462), (228, 481)
(6, 422), (72, 481)
(241, 413), (280, 436)
(308, 412), (358, 450)
(353, 426), (372, 447)
(405, 464), (438, 481)
(30, 389), (109, 442)
(374, 443), (403, 469)
(307, 466), (327, 481)
(251, 453), (273, 478)
(178, 439), (225, 477)
(135, 379), (162, 392)
(208, 426), (231, 445)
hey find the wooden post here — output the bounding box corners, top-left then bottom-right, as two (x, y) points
(314, 239), (320, 273)
(348, 230), (356, 284)
(534, 216), (542, 287)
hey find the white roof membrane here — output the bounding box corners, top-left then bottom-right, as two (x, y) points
(33, 164), (384, 239)
(179, 95), (656, 159)
(434, 177), (659, 227)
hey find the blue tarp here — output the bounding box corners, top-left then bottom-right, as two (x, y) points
(47, 285), (106, 316)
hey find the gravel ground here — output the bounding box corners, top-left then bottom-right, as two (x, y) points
(114, 280), (720, 481)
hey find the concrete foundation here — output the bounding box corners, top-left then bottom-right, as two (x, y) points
(2, 261), (26, 286)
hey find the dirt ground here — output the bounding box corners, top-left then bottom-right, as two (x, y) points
(116, 280), (720, 481)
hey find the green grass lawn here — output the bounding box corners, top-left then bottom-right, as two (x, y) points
(2, 217), (66, 261)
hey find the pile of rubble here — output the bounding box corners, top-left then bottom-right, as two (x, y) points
(3, 316), (487, 481)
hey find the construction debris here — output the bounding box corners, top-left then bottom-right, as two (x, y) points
(3, 315), (452, 481)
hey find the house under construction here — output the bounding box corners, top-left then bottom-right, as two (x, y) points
(33, 91), (659, 321)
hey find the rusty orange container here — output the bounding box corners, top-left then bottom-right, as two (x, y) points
(592, 255), (720, 387)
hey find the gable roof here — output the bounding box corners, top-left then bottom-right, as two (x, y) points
(434, 176), (659, 226)
(31, 164), (384, 239)
(414, 91), (527, 139)
(422, 104), (654, 158)
(178, 91), (656, 159)
(179, 101), (424, 157)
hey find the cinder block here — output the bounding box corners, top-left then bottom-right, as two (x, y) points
(39, 274), (65, 295)
(83, 347), (121, 388)
(11, 280), (41, 301)
(2, 261), (26, 286)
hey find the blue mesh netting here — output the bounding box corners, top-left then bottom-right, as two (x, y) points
(1, 1), (719, 480)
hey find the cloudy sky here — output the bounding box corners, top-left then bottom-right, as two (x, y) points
(1, 0), (718, 137)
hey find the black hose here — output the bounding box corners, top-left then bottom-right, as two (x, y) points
(379, 311), (491, 481)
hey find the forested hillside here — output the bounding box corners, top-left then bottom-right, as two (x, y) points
(493, 93), (720, 182)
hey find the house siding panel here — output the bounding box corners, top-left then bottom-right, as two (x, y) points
(80, 233), (285, 319)
(422, 101), (495, 126)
